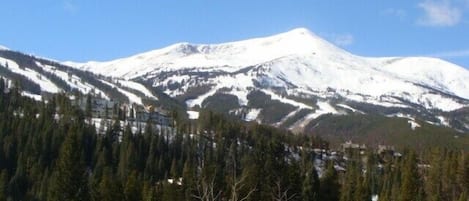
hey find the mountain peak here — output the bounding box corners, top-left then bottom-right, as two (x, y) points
(271, 27), (321, 45)
(74, 27), (353, 78)
(283, 27), (315, 37)
(2, 29), (469, 132)
(266, 27), (348, 57)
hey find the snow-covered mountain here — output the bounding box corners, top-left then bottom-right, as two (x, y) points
(66, 28), (469, 132)
(2, 28), (469, 132)
(0, 49), (168, 107)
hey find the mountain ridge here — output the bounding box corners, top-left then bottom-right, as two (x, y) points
(1, 28), (469, 133)
(66, 27), (355, 78)
(61, 28), (469, 132)
(66, 28), (469, 103)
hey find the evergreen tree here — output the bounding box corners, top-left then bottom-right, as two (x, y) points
(457, 152), (469, 196)
(85, 94), (92, 119)
(170, 158), (179, 179)
(141, 181), (156, 201)
(48, 130), (89, 201)
(399, 151), (419, 201)
(97, 168), (123, 201)
(426, 149), (443, 201)
(117, 124), (135, 180)
(124, 171), (142, 201)
(319, 162), (340, 201)
(162, 182), (182, 201)
(0, 78), (5, 93)
(8, 155), (28, 201)
(0, 169), (7, 201)
(182, 159), (196, 200)
(340, 161), (360, 201)
(355, 173), (371, 201)
(302, 160), (319, 201)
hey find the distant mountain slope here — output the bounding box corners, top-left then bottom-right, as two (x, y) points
(0, 49), (185, 112)
(66, 28), (469, 132)
(305, 114), (469, 149)
(1, 28), (469, 133)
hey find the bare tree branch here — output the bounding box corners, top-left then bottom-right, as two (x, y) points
(229, 154), (256, 201)
(272, 180), (296, 201)
(192, 172), (222, 201)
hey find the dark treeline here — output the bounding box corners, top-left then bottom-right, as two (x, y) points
(1, 77), (469, 201)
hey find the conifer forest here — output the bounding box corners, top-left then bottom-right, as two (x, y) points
(1, 78), (469, 201)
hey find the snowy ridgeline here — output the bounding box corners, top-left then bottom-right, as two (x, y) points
(69, 28), (469, 113)
(2, 27), (469, 134)
(60, 28), (469, 133)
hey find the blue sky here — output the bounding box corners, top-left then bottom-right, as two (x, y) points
(1, 0), (469, 68)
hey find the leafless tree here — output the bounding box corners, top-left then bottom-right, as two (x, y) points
(272, 180), (296, 201)
(192, 174), (222, 201)
(193, 148), (256, 201)
(228, 155), (256, 201)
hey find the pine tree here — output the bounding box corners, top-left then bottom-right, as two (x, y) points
(85, 94), (92, 119)
(319, 162), (340, 201)
(141, 181), (157, 201)
(0, 169), (7, 201)
(182, 159), (195, 200)
(37, 169), (50, 201)
(48, 130), (90, 201)
(170, 158), (179, 179)
(0, 77), (5, 94)
(117, 124), (135, 180)
(426, 149), (443, 201)
(162, 182), (182, 201)
(302, 160), (319, 201)
(355, 174), (371, 201)
(340, 161), (359, 201)
(97, 168), (123, 201)
(399, 151), (419, 201)
(457, 152), (469, 196)
(124, 171), (142, 201)
(9, 155), (28, 201)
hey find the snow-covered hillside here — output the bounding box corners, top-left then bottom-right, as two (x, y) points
(65, 28), (469, 132)
(2, 27), (469, 132)
(69, 28), (347, 78)
(70, 28), (469, 99)
(69, 28), (469, 105)
(0, 49), (163, 108)
(0, 57), (61, 93)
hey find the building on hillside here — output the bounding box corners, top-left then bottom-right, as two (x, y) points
(73, 96), (172, 126)
(378, 145), (395, 155)
(91, 99), (117, 118)
(135, 105), (172, 127)
(73, 96), (118, 119)
(341, 140), (366, 152)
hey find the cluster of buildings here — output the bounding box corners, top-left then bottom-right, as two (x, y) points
(74, 96), (172, 127)
(340, 140), (401, 158)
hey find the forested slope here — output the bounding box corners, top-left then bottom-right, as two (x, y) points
(0, 78), (468, 201)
